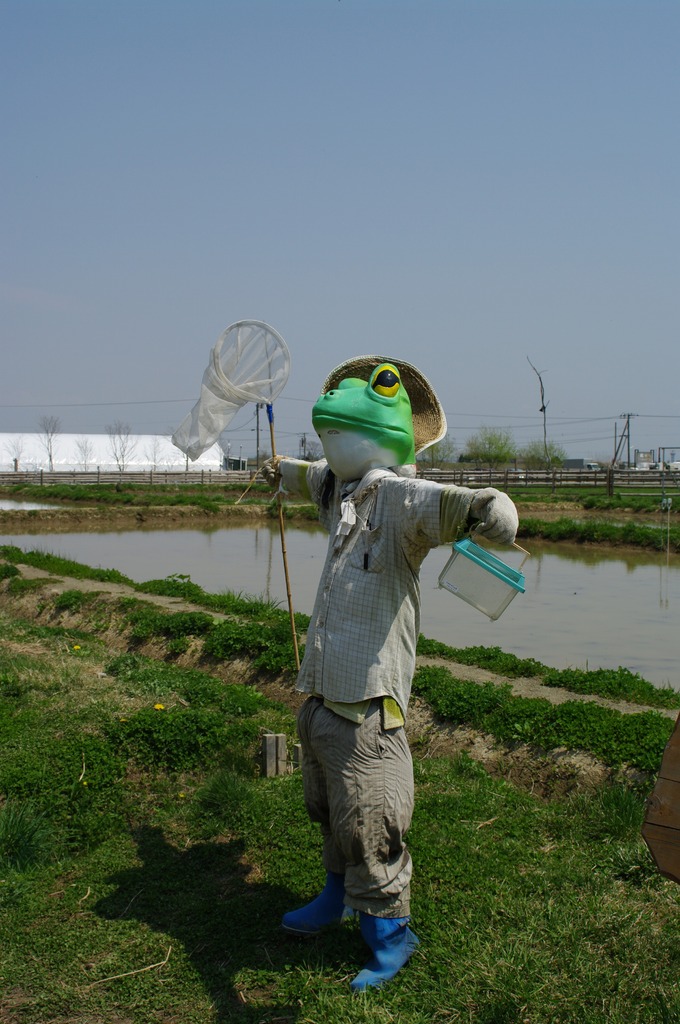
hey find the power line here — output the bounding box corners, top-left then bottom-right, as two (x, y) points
(3, 391), (680, 422)
(0, 392), (317, 411)
(0, 398), (195, 410)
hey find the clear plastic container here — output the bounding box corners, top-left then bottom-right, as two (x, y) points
(438, 538), (528, 620)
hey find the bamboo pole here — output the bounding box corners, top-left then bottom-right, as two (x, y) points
(267, 404), (300, 671)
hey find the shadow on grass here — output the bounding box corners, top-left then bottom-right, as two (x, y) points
(94, 825), (361, 1022)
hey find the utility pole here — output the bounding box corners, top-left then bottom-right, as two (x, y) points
(614, 413), (637, 467)
(526, 357), (550, 469)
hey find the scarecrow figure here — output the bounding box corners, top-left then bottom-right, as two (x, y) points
(261, 356), (519, 991)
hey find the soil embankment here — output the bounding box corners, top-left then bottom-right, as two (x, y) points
(0, 502), (267, 533)
(0, 498), (674, 535)
(2, 554), (674, 799)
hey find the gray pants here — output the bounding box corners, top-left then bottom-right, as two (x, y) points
(297, 695), (414, 918)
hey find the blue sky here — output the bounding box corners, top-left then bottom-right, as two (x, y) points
(2, 0), (679, 462)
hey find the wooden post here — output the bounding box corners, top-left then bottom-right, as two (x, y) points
(261, 733), (289, 777)
(261, 734), (278, 777)
(277, 733), (287, 775)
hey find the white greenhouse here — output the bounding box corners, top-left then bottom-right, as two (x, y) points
(0, 432), (230, 474)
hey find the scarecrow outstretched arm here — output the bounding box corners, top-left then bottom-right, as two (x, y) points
(260, 456), (312, 500)
(280, 458), (313, 498)
(440, 486), (519, 546)
(439, 486), (476, 543)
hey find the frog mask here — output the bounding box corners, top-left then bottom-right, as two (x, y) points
(312, 359), (444, 481)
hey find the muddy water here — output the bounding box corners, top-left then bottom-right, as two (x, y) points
(0, 500), (60, 510)
(1, 522), (678, 690)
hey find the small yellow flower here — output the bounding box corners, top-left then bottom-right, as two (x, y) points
(154, 703), (165, 710)
(81, 780), (88, 787)
(73, 644), (81, 651)
(178, 792), (186, 800)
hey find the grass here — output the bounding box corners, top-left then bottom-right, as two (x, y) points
(0, 481), (321, 521)
(0, 801), (52, 871)
(0, 620), (678, 1024)
(415, 638), (680, 711)
(412, 664), (674, 773)
(0, 544), (132, 584)
(507, 489), (680, 513)
(3, 481), (677, 510)
(518, 516), (680, 554)
(3, 478), (679, 532)
(579, 493), (680, 514)
(1, 555), (680, 1022)
(0, 481), (274, 506)
(4, 541), (680, 715)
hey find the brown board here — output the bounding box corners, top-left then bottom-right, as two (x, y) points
(642, 712), (680, 884)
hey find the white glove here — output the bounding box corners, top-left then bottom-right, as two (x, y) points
(260, 455), (283, 487)
(469, 488), (519, 544)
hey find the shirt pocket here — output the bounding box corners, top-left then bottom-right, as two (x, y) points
(349, 524), (387, 574)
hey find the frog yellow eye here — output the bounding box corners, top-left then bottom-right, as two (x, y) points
(372, 365), (401, 398)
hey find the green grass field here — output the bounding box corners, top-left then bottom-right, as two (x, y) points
(1, 561), (679, 1023)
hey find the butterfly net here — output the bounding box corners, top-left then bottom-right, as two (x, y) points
(172, 320), (290, 461)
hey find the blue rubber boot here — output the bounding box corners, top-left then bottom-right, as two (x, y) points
(350, 913), (419, 991)
(281, 871), (346, 936)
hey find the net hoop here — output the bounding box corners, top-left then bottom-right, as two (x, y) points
(172, 320), (290, 461)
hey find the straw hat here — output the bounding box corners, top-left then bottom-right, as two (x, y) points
(320, 355), (447, 454)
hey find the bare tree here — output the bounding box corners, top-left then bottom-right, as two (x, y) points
(106, 420), (137, 472)
(75, 436), (95, 471)
(527, 357), (551, 469)
(144, 435), (164, 470)
(4, 435), (25, 471)
(38, 415), (61, 470)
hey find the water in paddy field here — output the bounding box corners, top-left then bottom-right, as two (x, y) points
(0, 500), (61, 510)
(1, 521), (678, 690)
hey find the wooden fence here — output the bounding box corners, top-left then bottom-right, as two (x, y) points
(0, 469), (252, 487)
(421, 468), (680, 495)
(0, 467), (678, 495)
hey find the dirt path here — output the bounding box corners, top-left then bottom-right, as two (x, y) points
(4, 559), (675, 797)
(13, 562), (675, 719)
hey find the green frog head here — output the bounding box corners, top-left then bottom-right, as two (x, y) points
(312, 362), (416, 480)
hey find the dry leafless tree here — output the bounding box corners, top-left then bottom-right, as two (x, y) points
(4, 434), (26, 471)
(75, 436), (95, 471)
(106, 420), (137, 472)
(38, 415), (61, 470)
